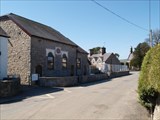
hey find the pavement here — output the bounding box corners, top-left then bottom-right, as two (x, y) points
(0, 72), (150, 120)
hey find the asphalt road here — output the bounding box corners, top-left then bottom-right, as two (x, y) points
(0, 72), (150, 120)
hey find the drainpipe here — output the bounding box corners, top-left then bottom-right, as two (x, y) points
(75, 47), (79, 85)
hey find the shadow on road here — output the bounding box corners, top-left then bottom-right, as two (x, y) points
(79, 79), (112, 87)
(0, 85), (63, 104)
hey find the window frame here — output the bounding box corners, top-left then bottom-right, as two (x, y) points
(77, 58), (81, 69)
(62, 54), (67, 69)
(47, 52), (54, 70)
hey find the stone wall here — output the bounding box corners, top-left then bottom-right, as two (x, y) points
(31, 37), (89, 77)
(109, 71), (129, 78)
(153, 95), (160, 120)
(79, 74), (108, 84)
(39, 76), (78, 87)
(39, 74), (108, 87)
(77, 53), (89, 76)
(39, 72), (130, 87)
(0, 20), (31, 85)
(0, 79), (21, 97)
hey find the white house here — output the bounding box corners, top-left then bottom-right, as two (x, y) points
(0, 27), (9, 79)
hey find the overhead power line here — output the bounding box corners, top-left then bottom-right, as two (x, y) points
(149, 0), (151, 30)
(91, 0), (148, 31)
(159, 0), (160, 30)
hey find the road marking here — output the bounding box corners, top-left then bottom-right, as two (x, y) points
(64, 89), (72, 93)
(78, 86), (84, 89)
(46, 94), (55, 98)
(32, 94), (55, 99)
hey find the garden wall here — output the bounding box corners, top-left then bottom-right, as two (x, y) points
(39, 76), (78, 87)
(79, 74), (108, 84)
(0, 79), (21, 97)
(109, 71), (130, 78)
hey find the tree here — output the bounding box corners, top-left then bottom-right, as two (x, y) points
(130, 42), (150, 69)
(114, 53), (120, 58)
(90, 47), (101, 54)
(145, 29), (160, 46)
(138, 44), (160, 111)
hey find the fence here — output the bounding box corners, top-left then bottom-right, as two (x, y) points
(91, 64), (129, 74)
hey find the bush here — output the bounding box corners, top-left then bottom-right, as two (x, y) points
(138, 44), (160, 111)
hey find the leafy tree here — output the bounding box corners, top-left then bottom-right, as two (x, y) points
(114, 53), (120, 58)
(130, 42), (150, 69)
(145, 29), (160, 46)
(138, 44), (160, 111)
(90, 47), (101, 54)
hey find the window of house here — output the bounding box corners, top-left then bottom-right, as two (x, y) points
(47, 52), (54, 70)
(77, 58), (81, 69)
(62, 54), (67, 69)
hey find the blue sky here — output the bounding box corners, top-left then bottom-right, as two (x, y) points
(1, 0), (160, 59)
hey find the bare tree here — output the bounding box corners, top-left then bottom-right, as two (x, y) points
(145, 29), (160, 46)
(152, 29), (160, 45)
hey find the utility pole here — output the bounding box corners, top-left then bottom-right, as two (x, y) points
(150, 29), (153, 47)
(149, 0), (152, 47)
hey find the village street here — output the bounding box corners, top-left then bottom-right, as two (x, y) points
(0, 72), (150, 120)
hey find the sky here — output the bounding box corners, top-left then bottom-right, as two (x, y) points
(1, 0), (160, 59)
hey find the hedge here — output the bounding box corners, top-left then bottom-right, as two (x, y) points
(138, 44), (160, 110)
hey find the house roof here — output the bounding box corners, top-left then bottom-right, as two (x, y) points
(77, 46), (88, 54)
(0, 27), (9, 38)
(127, 53), (134, 61)
(103, 53), (112, 62)
(0, 13), (88, 54)
(0, 13), (78, 46)
(89, 53), (112, 62)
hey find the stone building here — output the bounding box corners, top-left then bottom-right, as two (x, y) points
(120, 47), (133, 69)
(0, 13), (89, 84)
(0, 27), (9, 79)
(88, 47), (120, 67)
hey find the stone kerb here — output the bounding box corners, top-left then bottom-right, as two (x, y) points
(39, 76), (78, 87)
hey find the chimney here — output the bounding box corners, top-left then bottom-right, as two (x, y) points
(130, 47), (133, 53)
(89, 49), (93, 56)
(100, 47), (106, 55)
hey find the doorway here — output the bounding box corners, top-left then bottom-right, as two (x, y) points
(35, 65), (42, 77)
(70, 65), (74, 76)
(35, 65), (42, 85)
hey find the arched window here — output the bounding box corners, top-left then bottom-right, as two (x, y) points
(77, 58), (81, 69)
(47, 52), (54, 70)
(62, 54), (67, 69)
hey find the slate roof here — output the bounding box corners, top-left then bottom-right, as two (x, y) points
(77, 46), (88, 54)
(89, 53), (112, 62)
(0, 13), (88, 54)
(127, 53), (134, 61)
(0, 27), (9, 38)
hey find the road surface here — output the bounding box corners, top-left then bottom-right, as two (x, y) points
(0, 72), (150, 120)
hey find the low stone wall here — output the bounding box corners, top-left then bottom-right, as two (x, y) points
(39, 71), (129, 87)
(79, 74), (108, 84)
(153, 95), (160, 120)
(109, 71), (129, 78)
(0, 79), (21, 97)
(39, 76), (78, 87)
